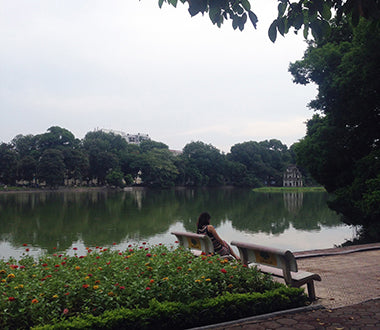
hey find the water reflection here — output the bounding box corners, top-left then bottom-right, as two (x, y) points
(0, 188), (353, 258)
(284, 192), (303, 214)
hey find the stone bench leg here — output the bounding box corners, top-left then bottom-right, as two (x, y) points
(307, 281), (317, 301)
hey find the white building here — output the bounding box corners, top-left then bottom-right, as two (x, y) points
(98, 129), (150, 145)
(283, 165), (303, 187)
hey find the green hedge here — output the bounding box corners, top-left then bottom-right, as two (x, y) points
(33, 287), (307, 329)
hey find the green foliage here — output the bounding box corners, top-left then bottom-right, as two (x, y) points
(0, 245), (306, 329)
(253, 186), (326, 193)
(178, 141), (227, 186)
(0, 127), (297, 189)
(158, 0), (380, 42)
(106, 169), (125, 188)
(133, 148), (179, 188)
(228, 140), (292, 187)
(37, 149), (66, 187)
(291, 19), (380, 226)
(0, 143), (18, 185)
(34, 287), (306, 329)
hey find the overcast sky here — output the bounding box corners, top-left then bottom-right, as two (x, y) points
(0, 0), (317, 153)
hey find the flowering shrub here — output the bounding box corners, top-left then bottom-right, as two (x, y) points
(0, 244), (282, 329)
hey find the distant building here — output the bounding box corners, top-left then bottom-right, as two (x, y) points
(169, 149), (182, 156)
(97, 129), (150, 145)
(283, 165), (303, 187)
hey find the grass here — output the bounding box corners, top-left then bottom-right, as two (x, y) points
(253, 186), (326, 193)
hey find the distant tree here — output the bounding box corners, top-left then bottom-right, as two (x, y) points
(120, 144), (140, 178)
(131, 148), (179, 188)
(0, 143), (18, 185)
(106, 169), (125, 188)
(37, 149), (66, 187)
(11, 134), (37, 159)
(180, 141), (226, 186)
(83, 131), (127, 184)
(36, 126), (77, 152)
(224, 160), (251, 187)
(139, 140), (168, 153)
(227, 140), (291, 187)
(124, 174), (134, 186)
(62, 149), (89, 183)
(18, 156), (37, 183)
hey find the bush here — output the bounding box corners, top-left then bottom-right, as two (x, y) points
(34, 287), (306, 330)
(0, 244), (307, 329)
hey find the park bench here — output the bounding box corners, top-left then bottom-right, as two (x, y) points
(231, 241), (321, 300)
(171, 231), (215, 256)
(171, 231), (232, 259)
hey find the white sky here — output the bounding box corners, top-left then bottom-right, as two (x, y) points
(0, 0), (317, 153)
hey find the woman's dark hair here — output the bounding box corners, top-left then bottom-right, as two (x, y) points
(197, 212), (211, 230)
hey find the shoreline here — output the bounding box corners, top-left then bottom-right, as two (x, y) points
(0, 185), (242, 194)
(0, 186), (112, 194)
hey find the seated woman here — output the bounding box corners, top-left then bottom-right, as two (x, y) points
(196, 212), (240, 260)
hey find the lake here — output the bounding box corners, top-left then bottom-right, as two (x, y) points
(0, 188), (356, 260)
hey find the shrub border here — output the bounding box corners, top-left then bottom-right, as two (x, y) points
(33, 287), (307, 329)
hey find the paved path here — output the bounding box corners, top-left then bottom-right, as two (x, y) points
(199, 243), (380, 329)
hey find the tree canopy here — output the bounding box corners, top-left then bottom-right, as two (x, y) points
(0, 127), (297, 189)
(158, 0), (380, 41)
(290, 18), (380, 228)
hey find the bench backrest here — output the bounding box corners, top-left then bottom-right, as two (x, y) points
(171, 231), (214, 255)
(231, 241), (298, 284)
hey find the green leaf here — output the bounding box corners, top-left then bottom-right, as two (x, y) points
(277, 17), (286, 36)
(248, 10), (258, 29)
(239, 13), (247, 31)
(268, 20), (277, 43)
(303, 24), (309, 39)
(320, 3), (331, 20)
(209, 6), (221, 24)
(232, 15), (239, 30)
(278, 2), (287, 17)
(188, 0), (207, 17)
(158, 0), (164, 9)
(240, 0), (251, 11)
(310, 20), (323, 40)
(236, 4), (244, 15)
(168, 0), (178, 7)
(294, 12), (304, 29)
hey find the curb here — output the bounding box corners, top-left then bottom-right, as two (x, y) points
(294, 243), (380, 259)
(189, 304), (325, 329)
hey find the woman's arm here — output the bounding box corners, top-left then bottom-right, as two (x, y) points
(207, 225), (227, 247)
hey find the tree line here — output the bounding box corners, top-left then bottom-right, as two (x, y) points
(0, 126), (302, 189)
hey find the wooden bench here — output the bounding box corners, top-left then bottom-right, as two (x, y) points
(231, 241), (321, 300)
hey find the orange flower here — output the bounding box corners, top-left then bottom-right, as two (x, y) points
(82, 284), (89, 289)
(31, 299), (39, 304)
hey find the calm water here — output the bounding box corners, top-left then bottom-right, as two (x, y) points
(0, 188), (356, 260)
